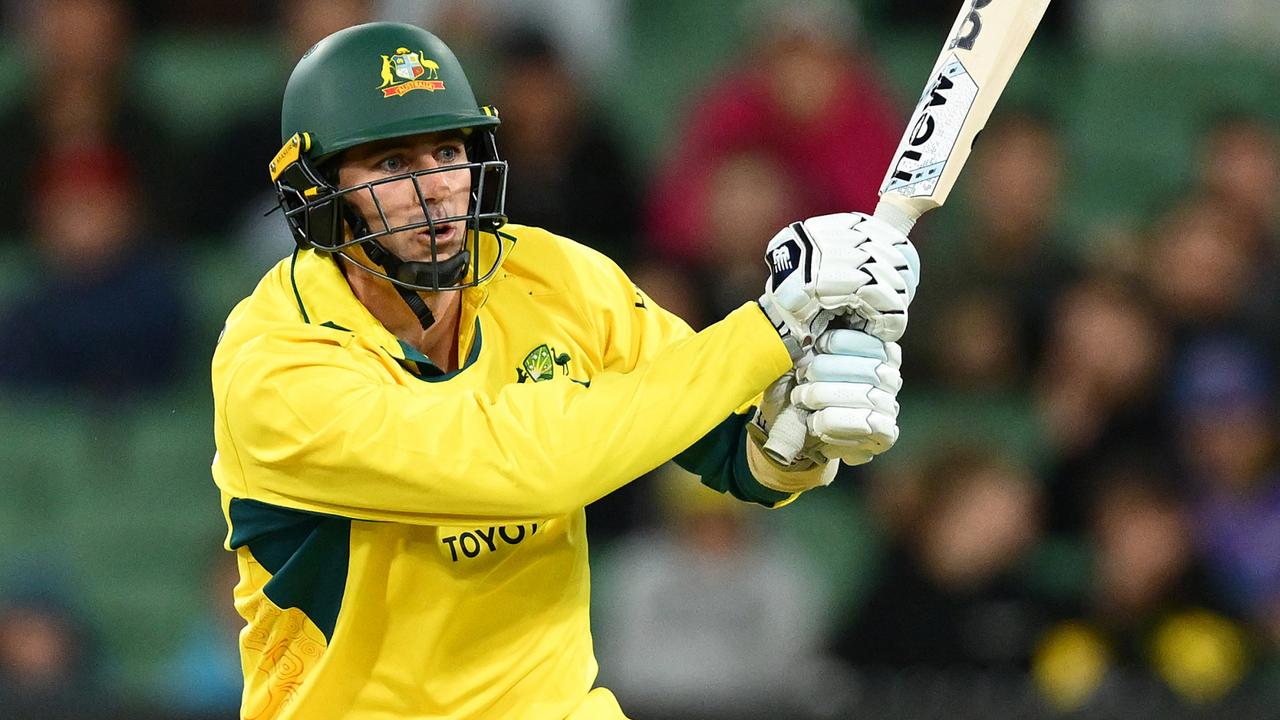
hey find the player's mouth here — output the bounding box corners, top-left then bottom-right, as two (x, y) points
(414, 222), (461, 254)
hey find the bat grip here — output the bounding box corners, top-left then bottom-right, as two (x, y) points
(872, 196), (923, 236)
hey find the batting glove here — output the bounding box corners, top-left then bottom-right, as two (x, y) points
(758, 212), (920, 359)
(792, 328), (903, 466)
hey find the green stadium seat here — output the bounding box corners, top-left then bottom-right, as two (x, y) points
(65, 395), (221, 700)
(0, 396), (106, 557)
(762, 488), (885, 619)
(0, 242), (37, 307)
(0, 39), (29, 117)
(1061, 51), (1280, 230)
(893, 388), (1052, 472)
(604, 0), (762, 170)
(130, 33), (284, 143)
(0, 392), (223, 702)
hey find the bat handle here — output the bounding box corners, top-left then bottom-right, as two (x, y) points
(872, 196), (924, 236)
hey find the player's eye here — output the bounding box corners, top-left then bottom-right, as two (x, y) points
(436, 144), (464, 164)
(377, 155), (408, 173)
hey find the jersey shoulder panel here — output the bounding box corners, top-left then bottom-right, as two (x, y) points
(498, 224), (630, 296)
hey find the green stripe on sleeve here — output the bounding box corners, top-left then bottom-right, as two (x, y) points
(228, 498), (351, 642)
(674, 410), (791, 507)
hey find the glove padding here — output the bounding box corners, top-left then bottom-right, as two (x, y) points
(758, 213), (920, 358)
(792, 329), (903, 466)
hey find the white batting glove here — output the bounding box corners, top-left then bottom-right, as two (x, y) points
(758, 213), (920, 356)
(819, 212), (920, 342)
(791, 329), (903, 466)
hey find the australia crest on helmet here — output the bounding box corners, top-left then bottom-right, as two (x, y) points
(378, 47), (445, 97)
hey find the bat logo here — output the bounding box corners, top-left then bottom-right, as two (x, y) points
(949, 0), (994, 51)
(881, 57), (978, 196)
(886, 69), (959, 185)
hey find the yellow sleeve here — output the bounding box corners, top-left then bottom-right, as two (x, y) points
(580, 253), (834, 506)
(216, 303), (791, 525)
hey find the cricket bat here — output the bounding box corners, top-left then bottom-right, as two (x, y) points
(762, 0), (1052, 465)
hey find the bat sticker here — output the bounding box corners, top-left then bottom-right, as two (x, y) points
(881, 55), (981, 198)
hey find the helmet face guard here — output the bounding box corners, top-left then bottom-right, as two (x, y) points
(271, 129), (509, 291)
(271, 22), (513, 294)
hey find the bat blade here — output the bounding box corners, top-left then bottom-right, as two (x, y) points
(876, 0), (1052, 231)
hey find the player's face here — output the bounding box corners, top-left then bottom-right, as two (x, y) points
(337, 131), (472, 263)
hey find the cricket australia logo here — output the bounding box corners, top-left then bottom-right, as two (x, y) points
(378, 47), (445, 97)
(516, 344), (571, 383)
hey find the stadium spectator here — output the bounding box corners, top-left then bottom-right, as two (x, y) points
(620, 150), (802, 333)
(699, 151), (804, 321)
(886, 283), (1050, 481)
(1195, 113), (1280, 356)
(923, 290), (1023, 393)
(594, 466), (832, 720)
(1197, 113), (1280, 252)
(489, 26), (641, 264)
(1032, 460), (1253, 712)
(0, 574), (111, 719)
(0, 147), (188, 396)
(644, 0), (901, 266)
(834, 449), (1047, 671)
(0, 0), (176, 239)
(1172, 337), (1280, 645)
(1035, 275), (1171, 532)
(1144, 194), (1260, 344)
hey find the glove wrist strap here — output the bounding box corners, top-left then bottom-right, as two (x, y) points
(756, 297), (806, 362)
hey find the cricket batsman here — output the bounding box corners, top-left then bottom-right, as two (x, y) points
(211, 21), (919, 720)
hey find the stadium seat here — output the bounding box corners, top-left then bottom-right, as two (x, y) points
(130, 33), (283, 143)
(1062, 51), (1280, 229)
(0, 40), (27, 117)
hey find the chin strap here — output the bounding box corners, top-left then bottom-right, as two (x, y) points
(335, 203), (472, 331)
(361, 240), (470, 330)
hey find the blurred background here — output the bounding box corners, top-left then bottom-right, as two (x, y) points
(0, 0), (1278, 718)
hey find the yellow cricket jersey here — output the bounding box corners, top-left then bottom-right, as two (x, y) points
(211, 225), (828, 719)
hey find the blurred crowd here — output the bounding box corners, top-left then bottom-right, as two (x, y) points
(1, 1), (1279, 719)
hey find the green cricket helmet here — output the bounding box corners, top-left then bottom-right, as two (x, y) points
(269, 22), (508, 325)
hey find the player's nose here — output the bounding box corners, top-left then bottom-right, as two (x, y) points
(412, 161), (456, 206)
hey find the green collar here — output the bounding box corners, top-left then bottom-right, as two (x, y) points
(396, 318), (483, 382)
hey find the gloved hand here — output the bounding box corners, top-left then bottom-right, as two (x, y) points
(758, 213), (920, 361)
(792, 329), (903, 466)
(753, 327), (903, 473)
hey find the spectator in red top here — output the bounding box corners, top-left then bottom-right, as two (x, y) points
(645, 0), (902, 266)
(0, 147), (189, 397)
